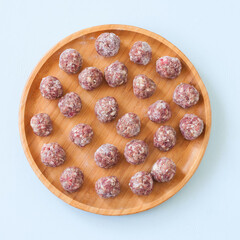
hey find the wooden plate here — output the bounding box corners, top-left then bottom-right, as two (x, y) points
(19, 24), (211, 215)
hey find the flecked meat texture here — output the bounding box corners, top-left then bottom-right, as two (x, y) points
(78, 67), (103, 91)
(104, 60), (128, 87)
(133, 74), (156, 99)
(59, 48), (82, 74)
(124, 139), (149, 165)
(41, 143), (66, 167)
(129, 41), (152, 65)
(69, 124), (93, 147)
(40, 76), (63, 100)
(129, 171), (153, 196)
(151, 157), (176, 182)
(30, 113), (53, 137)
(95, 176), (121, 198)
(58, 92), (82, 118)
(154, 125), (177, 151)
(148, 100), (172, 123)
(179, 114), (204, 140)
(95, 96), (119, 122)
(60, 167), (84, 193)
(95, 32), (120, 57)
(156, 56), (182, 79)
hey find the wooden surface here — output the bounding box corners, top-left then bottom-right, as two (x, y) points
(19, 24), (211, 215)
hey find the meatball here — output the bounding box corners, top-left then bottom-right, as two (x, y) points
(60, 167), (84, 193)
(104, 61), (128, 87)
(147, 100), (172, 123)
(41, 143), (66, 167)
(154, 125), (176, 151)
(129, 41), (152, 65)
(133, 74), (156, 99)
(95, 32), (120, 57)
(151, 157), (176, 182)
(156, 56), (182, 79)
(116, 113), (141, 138)
(179, 114), (204, 140)
(94, 96), (118, 123)
(59, 48), (82, 74)
(173, 83), (200, 108)
(129, 171), (153, 196)
(69, 124), (93, 147)
(78, 67), (103, 91)
(94, 144), (120, 169)
(95, 176), (121, 198)
(30, 113), (53, 137)
(58, 92), (82, 118)
(124, 140), (149, 165)
(40, 76), (63, 100)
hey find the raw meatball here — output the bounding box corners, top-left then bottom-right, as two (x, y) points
(156, 56), (182, 79)
(179, 114), (204, 140)
(147, 100), (172, 123)
(124, 140), (149, 165)
(58, 92), (82, 118)
(173, 83), (200, 108)
(95, 176), (120, 198)
(154, 125), (176, 151)
(116, 113), (141, 138)
(129, 171), (153, 196)
(41, 143), (66, 167)
(104, 61), (128, 87)
(40, 76), (63, 100)
(94, 144), (120, 169)
(94, 96), (118, 123)
(59, 48), (82, 74)
(133, 74), (156, 99)
(151, 157), (176, 182)
(60, 167), (84, 193)
(78, 67), (103, 91)
(129, 41), (152, 65)
(70, 124), (93, 147)
(30, 113), (53, 137)
(95, 32), (120, 57)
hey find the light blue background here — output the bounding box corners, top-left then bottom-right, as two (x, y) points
(0, 0), (239, 239)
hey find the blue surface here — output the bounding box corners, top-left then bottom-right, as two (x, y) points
(0, 0), (239, 239)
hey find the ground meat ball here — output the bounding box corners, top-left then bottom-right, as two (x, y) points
(95, 32), (120, 57)
(104, 61), (128, 87)
(147, 100), (172, 123)
(151, 157), (176, 182)
(78, 67), (103, 91)
(94, 144), (120, 168)
(154, 125), (176, 151)
(116, 113), (141, 138)
(60, 167), (84, 193)
(58, 92), (82, 118)
(41, 143), (66, 167)
(95, 176), (120, 198)
(129, 41), (152, 65)
(59, 48), (82, 74)
(30, 113), (53, 137)
(173, 83), (200, 108)
(40, 76), (63, 100)
(133, 74), (156, 99)
(94, 96), (118, 123)
(69, 124), (93, 147)
(129, 171), (153, 196)
(179, 114), (204, 140)
(156, 56), (182, 79)
(124, 140), (149, 165)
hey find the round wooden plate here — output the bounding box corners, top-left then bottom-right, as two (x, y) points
(19, 24), (211, 215)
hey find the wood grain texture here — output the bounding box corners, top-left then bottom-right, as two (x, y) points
(19, 24), (211, 215)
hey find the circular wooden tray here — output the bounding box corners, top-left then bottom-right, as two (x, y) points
(19, 24), (211, 215)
